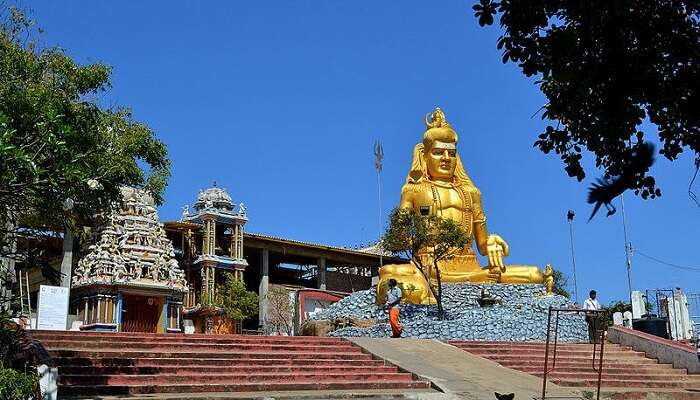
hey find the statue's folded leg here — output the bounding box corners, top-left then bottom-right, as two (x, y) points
(377, 263), (433, 305)
(498, 265), (544, 284)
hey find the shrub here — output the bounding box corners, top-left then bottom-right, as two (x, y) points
(0, 368), (38, 400)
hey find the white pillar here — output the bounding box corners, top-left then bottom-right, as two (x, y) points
(59, 229), (73, 288)
(83, 299), (88, 323)
(631, 290), (645, 319)
(258, 249), (269, 331)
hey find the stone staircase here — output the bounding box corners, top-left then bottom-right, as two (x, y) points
(449, 340), (700, 391)
(32, 331), (430, 397)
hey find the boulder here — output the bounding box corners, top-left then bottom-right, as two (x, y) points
(299, 319), (334, 336)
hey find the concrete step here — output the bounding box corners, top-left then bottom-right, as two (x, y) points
(60, 388), (437, 400)
(37, 333), (430, 395)
(483, 354), (659, 363)
(551, 378), (700, 389)
(59, 380), (432, 396)
(49, 349), (374, 361)
(495, 360), (664, 371)
(58, 365), (399, 375)
(32, 332), (347, 346)
(59, 372), (416, 386)
(450, 341), (630, 350)
(449, 339), (697, 391)
(52, 357), (385, 368)
(533, 371), (700, 381)
(515, 365), (685, 375)
(459, 347), (647, 358)
(40, 340), (359, 353)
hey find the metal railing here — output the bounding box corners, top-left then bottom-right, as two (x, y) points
(540, 307), (608, 400)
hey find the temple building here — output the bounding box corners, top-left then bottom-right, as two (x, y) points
(163, 184), (404, 334)
(69, 187), (187, 333)
(11, 184), (396, 335)
(163, 184), (248, 334)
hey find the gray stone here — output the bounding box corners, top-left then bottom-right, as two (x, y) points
(313, 283), (588, 342)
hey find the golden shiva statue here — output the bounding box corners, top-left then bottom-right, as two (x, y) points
(377, 107), (544, 305)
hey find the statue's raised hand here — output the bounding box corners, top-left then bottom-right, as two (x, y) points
(486, 234), (509, 272)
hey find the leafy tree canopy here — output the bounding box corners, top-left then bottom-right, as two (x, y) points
(473, 0), (700, 199)
(382, 208), (469, 319)
(217, 273), (259, 322)
(551, 269), (570, 299)
(0, 6), (170, 254)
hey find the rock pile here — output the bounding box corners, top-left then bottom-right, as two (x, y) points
(310, 283), (588, 342)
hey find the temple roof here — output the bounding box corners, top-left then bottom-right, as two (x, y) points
(193, 185), (234, 211)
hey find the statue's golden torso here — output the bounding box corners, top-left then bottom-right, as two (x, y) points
(401, 181), (476, 254)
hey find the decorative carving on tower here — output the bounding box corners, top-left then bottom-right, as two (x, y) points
(73, 187), (187, 291)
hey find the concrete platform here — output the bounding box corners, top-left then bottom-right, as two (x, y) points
(348, 338), (581, 400)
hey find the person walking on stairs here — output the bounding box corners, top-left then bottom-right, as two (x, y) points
(386, 279), (403, 338)
(584, 289), (602, 343)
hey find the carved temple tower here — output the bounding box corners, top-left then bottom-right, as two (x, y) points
(169, 184), (248, 334)
(71, 187), (187, 333)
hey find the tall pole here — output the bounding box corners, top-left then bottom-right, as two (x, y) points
(567, 210), (580, 305)
(621, 194), (633, 307)
(374, 141), (384, 272)
(377, 170), (383, 269)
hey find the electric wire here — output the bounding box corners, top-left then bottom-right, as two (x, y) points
(635, 249), (700, 272)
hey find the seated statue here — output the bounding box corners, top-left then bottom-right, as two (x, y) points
(377, 107), (543, 305)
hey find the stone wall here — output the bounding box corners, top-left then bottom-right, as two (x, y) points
(608, 325), (700, 373)
(311, 283), (588, 342)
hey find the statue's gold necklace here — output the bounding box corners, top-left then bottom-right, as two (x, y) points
(428, 179), (472, 227)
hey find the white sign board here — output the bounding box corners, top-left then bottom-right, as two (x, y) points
(36, 285), (69, 331)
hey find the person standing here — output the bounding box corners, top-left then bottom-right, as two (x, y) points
(584, 290), (602, 343)
(386, 279), (402, 338)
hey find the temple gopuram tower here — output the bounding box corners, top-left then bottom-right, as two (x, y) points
(71, 187), (187, 333)
(165, 184), (248, 334)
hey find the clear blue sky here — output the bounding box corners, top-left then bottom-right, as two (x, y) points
(27, 1), (700, 305)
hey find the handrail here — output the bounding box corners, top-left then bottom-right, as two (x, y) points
(540, 307), (608, 400)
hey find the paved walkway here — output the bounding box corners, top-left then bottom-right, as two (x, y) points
(349, 338), (581, 400)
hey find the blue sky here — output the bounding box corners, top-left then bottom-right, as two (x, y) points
(27, 1), (699, 305)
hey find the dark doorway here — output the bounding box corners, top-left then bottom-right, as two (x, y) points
(121, 295), (161, 333)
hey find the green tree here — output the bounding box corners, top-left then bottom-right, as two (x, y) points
(0, 7), (171, 383)
(217, 273), (259, 322)
(381, 208), (469, 320)
(0, 5), (170, 264)
(472, 1), (700, 200)
(552, 269), (570, 299)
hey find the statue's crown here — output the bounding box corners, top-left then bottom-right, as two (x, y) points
(425, 107), (451, 129)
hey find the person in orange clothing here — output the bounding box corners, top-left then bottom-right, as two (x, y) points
(385, 279), (403, 338)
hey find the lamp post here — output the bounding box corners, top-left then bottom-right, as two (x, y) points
(567, 210), (580, 305)
(620, 194), (633, 307)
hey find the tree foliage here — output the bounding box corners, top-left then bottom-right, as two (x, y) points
(0, 6), (170, 259)
(551, 269), (570, 299)
(0, 367), (38, 400)
(382, 208), (469, 319)
(264, 285), (293, 335)
(472, 0), (700, 198)
(217, 273), (259, 322)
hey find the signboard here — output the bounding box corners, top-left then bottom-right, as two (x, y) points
(36, 285), (69, 331)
